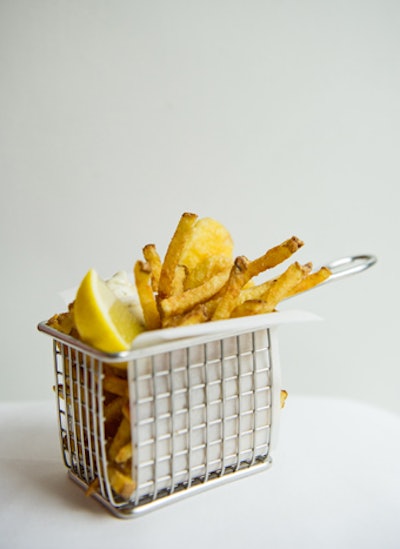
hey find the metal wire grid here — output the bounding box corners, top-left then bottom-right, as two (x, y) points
(130, 329), (273, 505)
(52, 328), (275, 515)
(53, 342), (114, 504)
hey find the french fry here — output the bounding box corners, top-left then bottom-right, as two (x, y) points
(104, 397), (126, 440)
(134, 260), (161, 330)
(107, 466), (136, 499)
(170, 264), (188, 296)
(184, 255), (233, 290)
(236, 278), (276, 304)
(85, 477), (100, 497)
(160, 270), (230, 319)
(212, 256), (250, 321)
(103, 360), (129, 372)
(162, 303), (209, 328)
(285, 266), (331, 298)
(47, 311), (75, 335)
(247, 236), (304, 280)
(103, 375), (129, 397)
(108, 416), (131, 462)
(261, 262), (311, 311)
(230, 299), (272, 318)
(280, 390), (288, 408)
(158, 212), (198, 299)
(142, 244), (162, 292)
(121, 401), (130, 420)
(104, 396), (126, 422)
(115, 442), (133, 464)
(48, 302), (79, 339)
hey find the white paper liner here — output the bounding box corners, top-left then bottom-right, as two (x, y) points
(131, 309), (321, 350)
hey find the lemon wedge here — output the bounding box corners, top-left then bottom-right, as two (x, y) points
(74, 269), (144, 353)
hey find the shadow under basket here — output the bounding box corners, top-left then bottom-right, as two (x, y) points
(38, 318), (283, 518)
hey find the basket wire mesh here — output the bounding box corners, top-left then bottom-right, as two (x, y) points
(46, 324), (280, 518)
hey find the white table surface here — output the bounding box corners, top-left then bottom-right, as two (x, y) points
(1, 395), (400, 549)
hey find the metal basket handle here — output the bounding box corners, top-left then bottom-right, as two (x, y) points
(321, 254), (377, 285)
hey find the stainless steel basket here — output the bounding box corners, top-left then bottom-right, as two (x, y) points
(38, 319), (284, 518)
(38, 254), (376, 518)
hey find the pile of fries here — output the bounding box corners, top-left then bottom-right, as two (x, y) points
(48, 212), (331, 501)
(134, 212), (331, 330)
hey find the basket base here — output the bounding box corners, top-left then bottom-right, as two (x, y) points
(68, 458), (273, 519)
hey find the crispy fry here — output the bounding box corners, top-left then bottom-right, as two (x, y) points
(160, 270), (230, 319)
(108, 416), (131, 462)
(48, 302), (79, 338)
(103, 375), (129, 397)
(285, 266), (331, 298)
(115, 442), (133, 464)
(158, 212), (198, 299)
(85, 477), (100, 497)
(107, 466), (136, 499)
(162, 304), (209, 328)
(230, 299), (272, 318)
(237, 278), (276, 304)
(121, 401), (130, 420)
(211, 256), (250, 321)
(185, 255), (233, 290)
(170, 264), (188, 296)
(134, 260), (161, 330)
(262, 262), (311, 311)
(280, 390), (288, 408)
(247, 236), (304, 280)
(104, 396), (126, 422)
(103, 363), (128, 378)
(142, 244), (162, 292)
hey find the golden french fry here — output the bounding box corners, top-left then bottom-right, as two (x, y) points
(237, 278), (276, 305)
(104, 396), (126, 422)
(115, 442), (133, 464)
(280, 389), (288, 408)
(285, 266), (331, 298)
(108, 416), (131, 462)
(134, 260), (161, 330)
(158, 212), (198, 299)
(104, 360), (128, 372)
(170, 264), (188, 296)
(160, 270), (230, 319)
(47, 311), (74, 334)
(48, 303), (79, 338)
(247, 236), (304, 280)
(85, 477), (100, 497)
(103, 375), (129, 397)
(230, 299), (272, 318)
(262, 262), (311, 311)
(211, 256), (250, 321)
(142, 244), (162, 292)
(184, 255), (233, 290)
(162, 304), (209, 328)
(121, 401), (130, 420)
(107, 466), (136, 499)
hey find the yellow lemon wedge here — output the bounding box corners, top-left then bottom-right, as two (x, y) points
(74, 269), (144, 353)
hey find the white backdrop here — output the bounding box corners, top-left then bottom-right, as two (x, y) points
(1, 1), (399, 414)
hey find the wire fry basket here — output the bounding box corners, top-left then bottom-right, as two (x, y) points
(38, 254), (376, 518)
(38, 320), (283, 518)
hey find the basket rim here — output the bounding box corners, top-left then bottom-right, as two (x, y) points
(37, 308), (319, 361)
